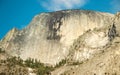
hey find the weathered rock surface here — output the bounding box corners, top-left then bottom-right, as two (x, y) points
(53, 37), (120, 75)
(0, 10), (120, 75)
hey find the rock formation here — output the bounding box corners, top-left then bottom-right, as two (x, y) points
(1, 9), (120, 75)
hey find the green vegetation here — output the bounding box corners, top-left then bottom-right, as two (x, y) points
(6, 56), (54, 75)
(0, 49), (83, 75)
(24, 58), (54, 75)
(37, 66), (54, 75)
(55, 59), (67, 68)
(72, 61), (83, 65)
(6, 56), (24, 67)
(0, 56), (28, 75)
(0, 51), (67, 75)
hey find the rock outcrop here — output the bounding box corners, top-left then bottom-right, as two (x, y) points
(1, 10), (120, 70)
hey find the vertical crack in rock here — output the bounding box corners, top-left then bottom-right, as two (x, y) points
(47, 11), (66, 40)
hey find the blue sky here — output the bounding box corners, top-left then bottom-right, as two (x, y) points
(0, 0), (120, 39)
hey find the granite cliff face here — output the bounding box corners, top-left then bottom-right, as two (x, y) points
(0, 10), (120, 70)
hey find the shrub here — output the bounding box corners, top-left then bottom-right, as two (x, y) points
(55, 59), (66, 68)
(72, 61), (83, 65)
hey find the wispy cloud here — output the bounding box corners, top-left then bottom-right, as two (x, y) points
(111, 0), (120, 13)
(40, 0), (88, 11)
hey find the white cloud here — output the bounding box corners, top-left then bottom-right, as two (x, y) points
(111, 0), (120, 12)
(41, 0), (88, 11)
